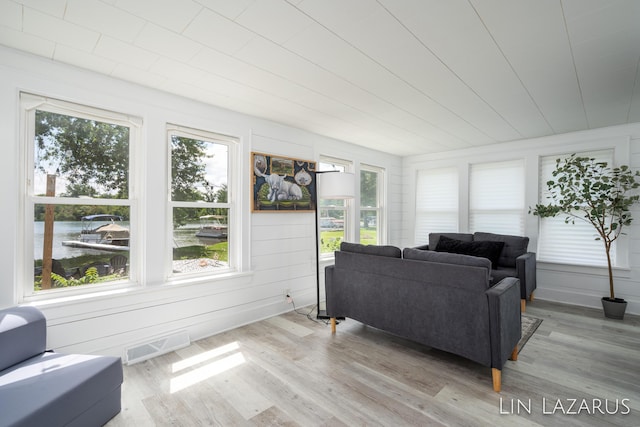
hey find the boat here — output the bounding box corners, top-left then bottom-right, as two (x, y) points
(62, 214), (130, 252)
(195, 215), (228, 242)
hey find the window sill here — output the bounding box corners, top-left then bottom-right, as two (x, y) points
(537, 260), (631, 279)
(23, 270), (255, 309)
(24, 281), (139, 308)
(166, 269), (254, 287)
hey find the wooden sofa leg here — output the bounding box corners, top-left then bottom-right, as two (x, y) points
(510, 345), (518, 361)
(330, 317), (336, 334)
(529, 291), (535, 302)
(521, 299), (526, 313)
(492, 368), (501, 392)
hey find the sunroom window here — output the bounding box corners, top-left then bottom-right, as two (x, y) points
(414, 167), (459, 244)
(169, 125), (236, 277)
(469, 159), (525, 236)
(22, 93), (139, 296)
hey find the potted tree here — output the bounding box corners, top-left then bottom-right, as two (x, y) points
(531, 154), (640, 319)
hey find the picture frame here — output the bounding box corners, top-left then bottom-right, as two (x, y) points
(252, 152), (316, 212)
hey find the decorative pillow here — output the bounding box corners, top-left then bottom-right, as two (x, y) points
(473, 232), (529, 268)
(427, 233), (473, 252)
(435, 235), (504, 269)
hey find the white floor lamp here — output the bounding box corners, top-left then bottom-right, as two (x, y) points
(315, 171), (355, 319)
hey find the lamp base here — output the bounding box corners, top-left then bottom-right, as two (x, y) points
(316, 309), (330, 320)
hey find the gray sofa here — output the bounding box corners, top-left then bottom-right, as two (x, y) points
(0, 306), (123, 427)
(325, 242), (521, 392)
(419, 232), (536, 312)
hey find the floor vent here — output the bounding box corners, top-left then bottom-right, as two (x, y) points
(125, 331), (190, 365)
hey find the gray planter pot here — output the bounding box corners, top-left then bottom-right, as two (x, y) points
(601, 297), (627, 320)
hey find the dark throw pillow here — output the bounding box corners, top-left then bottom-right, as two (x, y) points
(435, 235), (505, 269)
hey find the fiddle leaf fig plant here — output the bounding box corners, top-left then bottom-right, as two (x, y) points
(530, 154), (640, 300)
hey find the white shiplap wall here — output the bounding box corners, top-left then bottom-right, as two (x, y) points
(403, 125), (640, 315)
(0, 46), (402, 357)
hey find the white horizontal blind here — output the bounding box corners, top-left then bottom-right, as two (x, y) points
(414, 167), (458, 244)
(469, 159), (524, 235)
(537, 150), (615, 266)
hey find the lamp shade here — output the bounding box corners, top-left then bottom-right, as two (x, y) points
(317, 172), (355, 199)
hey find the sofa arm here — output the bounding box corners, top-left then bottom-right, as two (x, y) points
(486, 277), (521, 370)
(0, 306), (47, 371)
(515, 252), (537, 300)
(413, 244), (430, 250)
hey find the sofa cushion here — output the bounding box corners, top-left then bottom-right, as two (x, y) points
(490, 267), (517, 285)
(435, 235), (504, 270)
(428, 233), (473, 251)
(403, 247), (492, 272)
(340, 242), (401, 258)
(473, 232), (529, 268)
(0, 352), (123, 427)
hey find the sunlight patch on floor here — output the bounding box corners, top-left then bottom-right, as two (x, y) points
(172, 341), (240, 373)
(170, 341), (245, 393)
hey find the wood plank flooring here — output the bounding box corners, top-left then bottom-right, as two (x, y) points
(107, 300), (640, 426)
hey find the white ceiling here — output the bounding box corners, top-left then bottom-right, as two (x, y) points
(1, 0), (640, 156)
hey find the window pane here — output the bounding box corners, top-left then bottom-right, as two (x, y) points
(469, 159), (524, 235)
(360, 210), (377, 245)
(33, 110), (129, 199)
(360, 166), (382, 245)
(539, 216), (613, 266)
(415, 168), (458, 243)
(34, 204), (130, 291)
(172, 207), (229, 274)
(171, 136), (228, 202)
(360, 170), (378, 207)
(320, 208), (344, 254)
(469, 212), (524, 236)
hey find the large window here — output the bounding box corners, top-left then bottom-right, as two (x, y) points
(360, 165), (384, 245)
(469, 159), (525, 235)
(537, 150), (616, 266)
(23, 93), (139, 296)
(414, 167), (458, 244)
(169, 125), (236, 276)
(319, 157), (352, 255)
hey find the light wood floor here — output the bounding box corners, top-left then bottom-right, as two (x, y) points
(107, 300), (640, 426)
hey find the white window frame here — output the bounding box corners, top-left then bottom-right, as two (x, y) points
(167, 124), (238, 279)
(414, 167), (459, 245)
(469, 159), (525, 236)
(359, 164), (385, 245)
(20, 92), (141, 301)
(319, 156), (353, 258)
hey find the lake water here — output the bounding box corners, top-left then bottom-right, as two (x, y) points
(34, 221), (203, 260)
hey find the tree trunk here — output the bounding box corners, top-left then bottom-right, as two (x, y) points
(605, 241), (614, 299)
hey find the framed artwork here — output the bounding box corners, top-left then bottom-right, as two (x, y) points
(252, 152), (316, 212)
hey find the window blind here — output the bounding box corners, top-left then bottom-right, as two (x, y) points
(414, 167), (458, 244)
(537, 149), (615, 266)
(469, 159), (524, 235)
